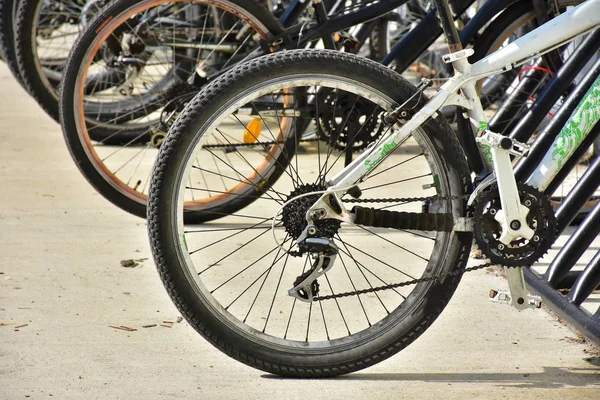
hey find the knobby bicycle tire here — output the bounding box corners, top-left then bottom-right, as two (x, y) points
(148, 49), (473, 377)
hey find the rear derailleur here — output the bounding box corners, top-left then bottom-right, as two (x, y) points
(288, 238), (338, 302)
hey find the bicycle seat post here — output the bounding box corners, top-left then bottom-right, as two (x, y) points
(432, 0), (463, 54)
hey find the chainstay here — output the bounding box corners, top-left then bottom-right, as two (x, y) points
(313, 261), (496, 301)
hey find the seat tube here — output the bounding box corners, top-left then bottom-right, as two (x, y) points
(312, 0), (336, 49)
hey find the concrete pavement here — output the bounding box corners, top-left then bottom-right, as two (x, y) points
(0, 63), (599, 399)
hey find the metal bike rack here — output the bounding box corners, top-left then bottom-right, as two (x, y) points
(523, 152), (600, 345)
(524, 268), (600, 344)
(511, 40), (600, 344)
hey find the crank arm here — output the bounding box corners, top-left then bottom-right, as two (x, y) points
(478, 132), (534, 244)
(502, 267), (542, 310)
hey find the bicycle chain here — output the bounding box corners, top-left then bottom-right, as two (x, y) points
(305, 190), (550, 301)
(307, 193), (476, 301)
(313, 262), (496, 301)
(341, 194), (470, 203)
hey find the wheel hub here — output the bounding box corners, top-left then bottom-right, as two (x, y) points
(282, 184), (341, 240)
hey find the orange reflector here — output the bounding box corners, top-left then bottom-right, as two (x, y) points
(244, 118), (262, 143)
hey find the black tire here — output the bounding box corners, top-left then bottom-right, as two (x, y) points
(148, 49), (473, 377)
(59, 0), (284, 219)
(0, 0), (23, 83)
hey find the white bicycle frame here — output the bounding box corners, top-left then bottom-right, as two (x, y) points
(300, 0), (600, 308)
(313, 0), (600, 239)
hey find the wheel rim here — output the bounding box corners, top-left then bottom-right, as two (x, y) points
(166, 75), (459, 349)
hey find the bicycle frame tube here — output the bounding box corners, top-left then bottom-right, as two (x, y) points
(469, 3), (600, 78)
(382, 0), (519, 67)
(297, 0), (409, 44)
(528, 73), (600, 191)
(328, 0), (600, 190)
(279, 0), (311, 27)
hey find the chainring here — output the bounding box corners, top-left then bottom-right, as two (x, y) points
(317, 88), (386, 152)
(473, 183), (556, 267)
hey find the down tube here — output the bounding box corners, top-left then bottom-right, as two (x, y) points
(527, 74), (600, 191)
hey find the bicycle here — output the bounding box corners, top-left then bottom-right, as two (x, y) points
(146, 0), (600, 377)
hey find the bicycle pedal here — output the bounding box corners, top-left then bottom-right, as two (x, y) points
(489, 289), (542, 309)
(476, 131), (530, 156)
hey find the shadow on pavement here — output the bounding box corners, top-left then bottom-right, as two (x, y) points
(262, 366), (600, 388)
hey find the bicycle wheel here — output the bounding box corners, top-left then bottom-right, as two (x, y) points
(148, 49), (473, 377)
(59, 0), (285, 219)
(14, 0), (107, 122)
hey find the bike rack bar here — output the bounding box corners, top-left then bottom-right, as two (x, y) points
(488, 59), (549, 135)
(555, 271), (600, 290)
(382, 10), (440, 67)
(554, 141), (600, 234)
(515, 56), (600, 182)
(568, 250), (600, 306)
(546, 200), (600, 287)
(508, 29), (600, 144)
(303, 0), (410, 49)
(524, 268), (600, 344)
